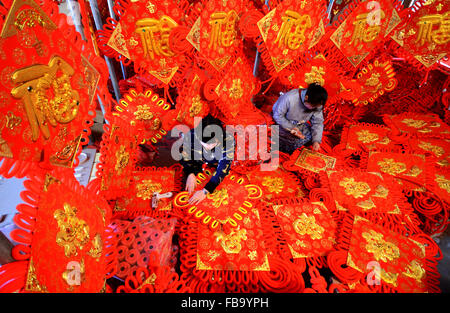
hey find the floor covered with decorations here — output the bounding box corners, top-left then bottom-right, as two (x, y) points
(0, 0), (449, 294)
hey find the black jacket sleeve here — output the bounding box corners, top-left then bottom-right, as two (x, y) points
(204, 132), (235, 194)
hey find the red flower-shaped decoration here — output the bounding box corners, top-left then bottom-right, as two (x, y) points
(173, 171), (262, 230)
(113, 88), (172, 145)
(353, 59), (397, 106)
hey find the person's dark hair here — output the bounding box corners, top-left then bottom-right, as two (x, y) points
(305, 83), (328, 107)
(194, 114), (224, 143)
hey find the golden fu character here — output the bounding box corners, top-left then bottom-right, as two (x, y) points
(275, 10), (312, 50)
(350, 10), (386, 45)
(135, 16), (177, 60)
(208, 11), (238, 50)
(304, 66), (325, 86)
(416, 12), (450, 46)
(10, 56), (80, 141)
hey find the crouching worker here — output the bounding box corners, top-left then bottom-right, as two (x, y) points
(176, 115), (235, 205)
(272, 83), (328, 154)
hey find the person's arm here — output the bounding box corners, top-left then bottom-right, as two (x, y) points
(203, 133), (234, 194)
(310, 110), (324, 144)
(273, 93), (297, 131)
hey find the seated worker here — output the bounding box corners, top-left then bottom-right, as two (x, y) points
(179, 114), (235, 205)
(272, 83), (328, 154)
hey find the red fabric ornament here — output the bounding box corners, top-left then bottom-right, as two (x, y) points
(185, 0), (245, 72)
(390, 0), (449, 68)
(172, 71), (210, 129)
(96, 115), (138, 200)
(329, 0), (402, 68)
(383, 112), (450, 139)
(340, 122), (402, 153)
(270, 198), (337, 260)
(256, 0), (328, 74)
(341, 215), (439, 292)
(213, 56), (260, 122)
(113, 88), (172, 145)
(429, 168), (450, 205)
(3, 167), (113, 292)
(407, 137), (450, 169)
(283, 147), (337, 175)
(173, 171), (262, 230)
(362, 149), (436, 192)
(0, 0), (107, 168)
(245, 167), (304, 202)
(98, 0), (186, 86)
(195, 208), (271, 272)
(113, 165), (183, 219)
(352, 59), (397, 106)
(320, 168), (408, 215)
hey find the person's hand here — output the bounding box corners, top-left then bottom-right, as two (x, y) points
(290, 128), (305, 139)
(185, 173), (196, 195)
(188, 190), (207, 205)
(312, 142), (320, 151)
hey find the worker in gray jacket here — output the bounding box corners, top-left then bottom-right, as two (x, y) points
(272, 83), (328, 154)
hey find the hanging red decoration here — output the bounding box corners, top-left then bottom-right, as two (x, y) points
(352, 59), (397, 106)
(329, 0), (402, 68)
(1, 167), (113, 292)
(429, 168), (450, 205)
(390, 0), (449, 69)
(96, 115), (138, 200)
(112, 88), (172, 146)
(172, 71), (210, 129)
(185, 0), (245, 73)
(99, 0), (186, 86)
(0, 0), (107, 168)
(256, 0), (328, 74)
(213, 56), (261, 122)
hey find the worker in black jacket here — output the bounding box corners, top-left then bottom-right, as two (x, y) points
(179, 115), (235, 205)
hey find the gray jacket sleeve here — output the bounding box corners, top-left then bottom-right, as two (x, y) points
(273, 94), (296, 131)
(310, 110), (324, 143)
